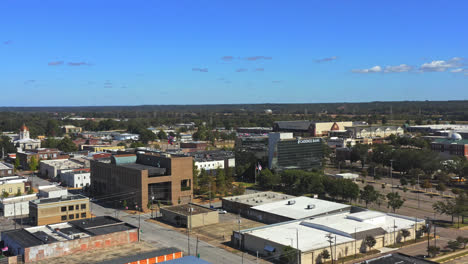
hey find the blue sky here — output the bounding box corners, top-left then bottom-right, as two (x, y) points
(1, 0), (467, 106)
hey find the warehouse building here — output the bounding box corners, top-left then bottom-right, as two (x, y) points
(273, 121), (353, 137)
(1, 216), (139, 263)
(234, 211), (425, 264)
(0, 193), (37, 217)
(222, 192), (296, 217)
(248, 196), (351, 224)
(160, 203), (219, 228)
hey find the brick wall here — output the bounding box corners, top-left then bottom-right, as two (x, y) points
(23, 229), (139, 263)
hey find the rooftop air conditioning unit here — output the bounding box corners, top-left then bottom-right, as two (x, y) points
(287, 200), (296, 205)
(307, 204), (316, 210)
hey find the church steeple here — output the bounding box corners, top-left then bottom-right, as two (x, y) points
(19, 123), (30, 140)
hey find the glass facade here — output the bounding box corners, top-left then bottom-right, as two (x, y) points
(272, 138), (323, 171)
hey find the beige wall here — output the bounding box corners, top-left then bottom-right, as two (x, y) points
(0, 182), (25, 196)
(242, 222), (424, 264)
(161, 208), (219, 228)
(30, 198), (90, 226)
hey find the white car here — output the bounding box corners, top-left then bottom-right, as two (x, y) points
(217, 209), (227, 214)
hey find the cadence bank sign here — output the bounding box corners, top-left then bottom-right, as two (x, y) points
(297, 138), (320, 144)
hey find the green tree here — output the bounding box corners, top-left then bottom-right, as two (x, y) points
(427, 246), (440, 257)
(29, 156), (39, 171)
(320, 249), (330, 261)
(0, 135), (16, 153)
(157, 129), (168, 140)
(400, 178), (408, 186)
(360, 185), (379, 208)
(15, 190), (22, 196)
(130, 142), (145, 148)
(46, 119), (62, 137)
(122, 200), (128, 209)
(386, 192), (405, 212)
(364, 235), (377, 252)
(279, 246), (297, 264)
(433, 199), (457, 223)
(215, 168), (226, 194)
(446, 240), (461, 252)
(1, 191), (9, 198)
(57, 137), (78, 152)
(139, 129), (156, 144)
(401, 229), (410, 242)
(420, 180), (432, 190)
(258, 168), (280, 190)
(456, 236), (468, 249)
(14, 158), (20, 171)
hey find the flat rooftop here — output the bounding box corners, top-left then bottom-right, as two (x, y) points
(241, 211), (424, 252)
(1, 216), (137, 249)
(163, 204), (215, 216)
(0, 162), (13, 170)
(250, 196), (351, 219)
(0, 175), (27, 184)
(119, 163), (166, 175)
(222, 192), (296, 207)
(31, 194), (88, 205)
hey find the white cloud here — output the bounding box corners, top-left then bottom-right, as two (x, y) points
(420, 57), (463, 72)
(384, 64), (413, 73)
(352, 65), (382, 73)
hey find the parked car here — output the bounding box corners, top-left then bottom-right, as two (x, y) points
(217, 209), (227, 214)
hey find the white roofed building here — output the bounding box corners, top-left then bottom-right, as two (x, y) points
(235, 210), (425, 264)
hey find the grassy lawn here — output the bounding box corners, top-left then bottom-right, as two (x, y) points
(433, 250), (468, 263)
(435, 222), (468, 229)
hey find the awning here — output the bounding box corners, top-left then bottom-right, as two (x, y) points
(264, 245), (276, 252)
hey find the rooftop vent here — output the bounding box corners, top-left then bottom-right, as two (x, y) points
(306, 204), (316, 210)
(287, 200), (296, 205)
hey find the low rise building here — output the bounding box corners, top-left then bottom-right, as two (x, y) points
(222, 192), (296, 217)
(81, 145), (125, 152)
(29, 194), (90, 226)
(160, 203), (219, 228)
(248, 196), (351, 224)
(431, 134), (468, 159)
(13, 124), (41, 151)
(0, 193), (37, 217)
(0, 161), (14, 177)
(1, 216), (138, 263)
(0, 176), (27, 196)
(17, 148), (67, 170)
(61, 168), (91, 188)
(97, 248), (185, 264)
(191, 150), (235, 173)
(61, 125), (82, 134)
(39, 159), (85, 179)
(333, 173), (359, 181)
(114, 133), (139, 141)
(235, 211), (425, 264)
(38, 185), (68, 198)
(273, 121), (353, 137)
(180, 141), (208, 152)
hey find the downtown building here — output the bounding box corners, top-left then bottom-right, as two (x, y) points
(91, 152), (193, 208)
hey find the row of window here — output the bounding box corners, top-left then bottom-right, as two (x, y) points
(39, 153), (58, 159)
(61, 204), (87, 212)
(61, 213), (87, 221)
(1, 187), (21, 194)
(0, 170), (13, 175)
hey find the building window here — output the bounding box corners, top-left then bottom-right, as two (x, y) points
(76, 205), (79, 210)
(61, 206), (67, 212)
(69, 205), (74, 211)
(9, 188), (12, 193)
(81, 213), (87, 218)
(81, 204), (86, 209)
(76, 213), (79, 219)
(69, 214), (74, 219)
(61, 215), (67, 220)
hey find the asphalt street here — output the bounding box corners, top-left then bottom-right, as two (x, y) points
(91, 202), (256, 264)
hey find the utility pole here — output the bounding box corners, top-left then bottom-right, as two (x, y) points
(417, 173), (420, 209)
(187, 207), (193, 256)
(196, 236), (199, 257)
(296, 229), (300, 264)
(390, 160), (394, 192)
(326, 234), (334, 264)
(334, 235), (337, 264)
(208, 182), (212, 208)
(393, 219), (397, 246)
(354, 228), (357, 258)
(426, 219), (431, 256)
(434, 223), (437, 248)
(14, 202), (17, 229)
